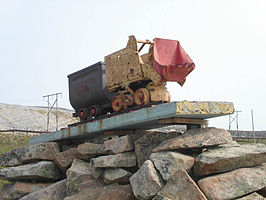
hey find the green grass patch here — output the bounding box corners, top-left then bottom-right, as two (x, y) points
(0, 133), (32, 189)
(0, 166), (10, 188)
(0, 179), (10, 188)
(0, 134), (31, 155)
(233, 138), (266, 145)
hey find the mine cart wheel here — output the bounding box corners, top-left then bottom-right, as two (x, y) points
(134, 88), (150, 106)
(112, 96), (124, 112)
(124, 94), (134, 107)
(79, 108), (88, 121)
(90, 105), (101, 118)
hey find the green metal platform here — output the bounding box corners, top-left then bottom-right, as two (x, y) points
(30, 101), (234, 144)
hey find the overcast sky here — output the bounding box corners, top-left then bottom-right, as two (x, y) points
(0, 0), (265, 130)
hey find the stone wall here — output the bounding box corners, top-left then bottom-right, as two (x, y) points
(0, 128), (265, 200)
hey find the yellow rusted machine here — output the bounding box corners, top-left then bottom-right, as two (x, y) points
(104, 35), (195, 112)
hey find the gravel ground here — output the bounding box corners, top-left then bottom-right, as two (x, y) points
(0, 103), (78, 132)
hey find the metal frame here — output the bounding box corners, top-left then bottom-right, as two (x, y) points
(30, 101), (234, 145)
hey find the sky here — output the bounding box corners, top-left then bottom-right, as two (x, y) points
(0, 0), (265, 130)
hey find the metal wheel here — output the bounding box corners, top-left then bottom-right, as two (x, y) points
(134, 88), (150, 106)
(124, 94), (133, 107)
(79, 108), (88, 121)
(112, 96), (124, 112)
(90, 105), (100, 118)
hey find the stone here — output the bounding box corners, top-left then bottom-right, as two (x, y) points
(153, 127), (233, 152)
(91, 152), (136, 168)
(68, 159), (103, 180)
(154, 168), (207, 200)
(104, 135), (134, 154)
(134, 131), (181, 167)
(152, 196), (173, 200)
(218, 140), (240, 148)
(0, 161), (64, 181)
(150, 151), (195, 182)
(66, 159), (104, 196)
(77, 142), (106, 159)
(103, 168), (132, 184)
(129, 160), (164, 200)
(67, 174), (105, 196)
(97, 184), (134, 200)
(0, 142), (60, 167)
(54, 147), (79, 172)
(236, 192), (265, 200)
(0, 181), (52, 200)
(198, 164), (266, 200)
(66, 159), (91, 177)
(194, 143), (266, 176)
(19, 179), (66, 200)
(64, 183), (134, 200)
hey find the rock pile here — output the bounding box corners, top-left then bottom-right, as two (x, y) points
(0, 103), (77, 132)
(0, 127), (265, 200)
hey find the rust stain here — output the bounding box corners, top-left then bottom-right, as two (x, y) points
(77, 124), (83, 135)
(61, 130), (64, 139)
(83, 123), (87, 134)
(68, 128), (71, 137)
(99, 119), (103, 130)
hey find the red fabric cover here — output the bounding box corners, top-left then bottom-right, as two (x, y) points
(153, 38), (195, 86)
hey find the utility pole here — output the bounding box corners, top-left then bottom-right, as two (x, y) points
(251, 109), (255, 143)
(229, 110), (242, 130)
(43, 93), (62, 132)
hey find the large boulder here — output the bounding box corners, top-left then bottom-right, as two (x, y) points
(54, 147), (80, 172)
(154, 168), (207, 200)
(66, 159), (91, 177)
(198, 164), (266, 200)
(104, 135), (134, 154)
(150, 151), (195, 182)
(134, 131), (181, 167)
(0, 161), (64, 181)
(96, 184), (134, 200)
(153, 127), (232, 152)
(91, 152), (136, 168)
(103, 168), (132, 184)
(64, 183), (134, 200)
(130, 160), (164, 200)
(236, 192), (265, 200)
(77, 142), (106, 160)
(194, 143), (266, 176)
(0, 181), (52, 200)
(19, 179), (66, 200)
(67, 174), (105, 196)
(66, 159), (104, 196)
(0, 142), (60, 167)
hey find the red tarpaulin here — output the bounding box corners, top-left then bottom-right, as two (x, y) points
(153, 38), (195, 86)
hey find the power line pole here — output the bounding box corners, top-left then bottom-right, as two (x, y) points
(251, 109), (255, 143)
(43, 93), (62, 132)
(229, 110), (242, 130)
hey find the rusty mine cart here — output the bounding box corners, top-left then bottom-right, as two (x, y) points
(105, 35), (195, 112)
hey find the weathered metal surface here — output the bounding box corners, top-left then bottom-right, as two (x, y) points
(147, 82), (170, 102)
(153, 38), (195, 86)
(105, 36), (145, 91)
(30, 101), (234, 145)
(68, 62), (115, 111)
(104, 36), (195, 91)
(158, 118), (208, 127)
